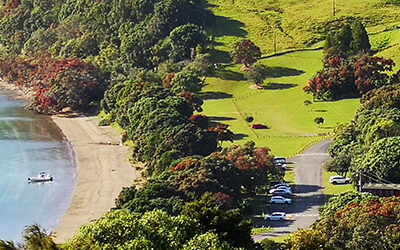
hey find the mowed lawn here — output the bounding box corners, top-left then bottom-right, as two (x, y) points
(201, 50), (360, 157)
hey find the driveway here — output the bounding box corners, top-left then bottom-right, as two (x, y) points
(253, 139), (331, 241)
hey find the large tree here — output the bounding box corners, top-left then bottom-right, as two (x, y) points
(230, 39), (261, 67)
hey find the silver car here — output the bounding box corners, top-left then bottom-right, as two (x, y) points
(266, 212), (287, 221)
(270, 196), (292, 204)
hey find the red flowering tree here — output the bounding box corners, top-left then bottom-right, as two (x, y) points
(0, 53), (106, 113)
(170, 142), (281, 199)
(304, 55), (394, 100)
(354, 55), (395, 94)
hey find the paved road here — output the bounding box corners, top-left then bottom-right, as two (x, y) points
(253, 139), (331, 241)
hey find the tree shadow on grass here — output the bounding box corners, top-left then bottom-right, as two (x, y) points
(264, 83), (298, 90)
(233, 133), (248, 140)
(209, 116), (236, 121)
(207, 49), (231, 64)
(266, 66), (305, 78)
(211, 16), (247, 38)
(212, 68), (244, 81)
(200, 91), (233, 100)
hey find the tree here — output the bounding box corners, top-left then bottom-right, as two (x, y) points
(181, 193), (255, 249)
(230, 40), (261, 67)
(23, 224), (58, 250)
(314, 117), (324, 126)
(244, 62), (268, 86)
(336, 24), (353, 54)
(359, 137), (400, 183)
(285, 229), (328, 250)
(351, 21), (371, 53)
(168, 24), (206, 62)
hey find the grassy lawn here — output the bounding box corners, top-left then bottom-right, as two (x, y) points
(206, 0), (400, 55)
(323, 168), (355, 196)
(201, 50), (359, 157)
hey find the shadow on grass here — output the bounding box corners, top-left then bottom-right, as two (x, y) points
(264, 83), (298, 90)
(314, 109), (327, 112)
(212, 68), (245, 81)
(266, 66), (305, 78)
(211, 16), (247, 38)
(209, 116), (236, 121)
(207, 49), (231, 64)
(233, 133), (248, 140)
(200, 91), (233, 100)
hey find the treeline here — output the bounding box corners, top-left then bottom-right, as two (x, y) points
(304, 21), (400, 101)
(0, 1), (285, 249)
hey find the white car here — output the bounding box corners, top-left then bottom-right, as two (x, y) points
(329, 176), (350, 184)
(274, 157), (286, 164)
(271, 181), (289, 188)
(270, 196), (292, 204)
(266, 212), (286, 221)
(269, 186), (292, 194)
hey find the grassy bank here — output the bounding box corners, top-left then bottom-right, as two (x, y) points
(201, 50), (359, 156)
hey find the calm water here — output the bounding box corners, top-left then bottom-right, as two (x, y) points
(0, 92), (76, 242)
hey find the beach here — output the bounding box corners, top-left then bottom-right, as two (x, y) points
(50, 115), (140, 243)
(0, 80), (140, 243)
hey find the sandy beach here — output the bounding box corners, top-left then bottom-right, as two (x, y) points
(0, 79), (141, 243)
(50, 115), (141, 243)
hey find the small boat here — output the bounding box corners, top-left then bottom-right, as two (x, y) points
(28, 172), (53, 182)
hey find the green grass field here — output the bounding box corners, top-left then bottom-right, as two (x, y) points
(323, 169), (355, 196)
(207, 0), (400, 55)
(201, 50), (359, 157)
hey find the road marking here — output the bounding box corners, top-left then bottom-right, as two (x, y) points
(291, 214), (319, 217)
(299, 153), (329, 156)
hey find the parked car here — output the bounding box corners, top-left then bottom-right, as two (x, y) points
(329, 175), (350, 184)
(270, 181), (287, 187)
(270, 196), (292, 204)
(274, 157), (286, 164)
(271, 189), (292, 196)
(266, 212), (286, 221)
(272, 182), (289, 188)
(269, 186), (292, 194)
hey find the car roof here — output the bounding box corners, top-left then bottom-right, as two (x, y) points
(271, 212), (285, 215)
(330, 176), (344, 179)
(271, 196), (284, 199)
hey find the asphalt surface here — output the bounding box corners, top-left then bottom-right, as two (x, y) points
(253, 139), (332, 241)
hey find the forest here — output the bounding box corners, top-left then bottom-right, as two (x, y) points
(0, 0), (399, 249)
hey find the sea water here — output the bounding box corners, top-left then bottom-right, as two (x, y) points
(0, 92), (76, 242)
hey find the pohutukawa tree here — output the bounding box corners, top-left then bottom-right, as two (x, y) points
(230, 39), (261, 68)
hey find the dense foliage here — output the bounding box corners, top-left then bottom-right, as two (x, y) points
(304, 21), (396, 101)
(286, 193), (400, 250)
(327, 84), (400, 183)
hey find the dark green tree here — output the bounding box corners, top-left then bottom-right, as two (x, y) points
(336, 24), (353, 54)
(244, 62), (268, 86)
(351, 21), (371, 53)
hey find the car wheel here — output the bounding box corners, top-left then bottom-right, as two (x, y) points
(285, 201), (289, 204)
(279, 218), (283, 221)
(332, 181), (337, 185)
(266, 218), (270, 221)
(345, 180), (349, 184)
(271, 201), (275, 204)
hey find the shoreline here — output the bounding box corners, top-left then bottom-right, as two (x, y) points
(50, 115), (140, 243)
(0, 80), (141, 243)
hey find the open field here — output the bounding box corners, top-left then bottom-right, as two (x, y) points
(201, 50), (360, 157)
(207, 0), (400, 55)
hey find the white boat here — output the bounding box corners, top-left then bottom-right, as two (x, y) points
(28, 172), (53, 182)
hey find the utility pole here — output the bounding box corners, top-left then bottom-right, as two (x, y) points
(273, 27), (277, 53)
(333, 0), (336, 16)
